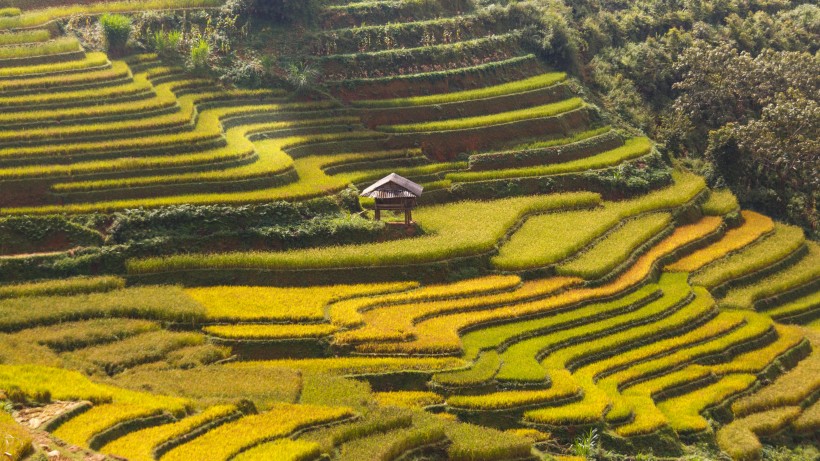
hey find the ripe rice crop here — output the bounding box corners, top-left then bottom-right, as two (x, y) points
(432, 351), (501, 387)
(353, 72), (567, 108)
(185, 282), (415, 322)
(391, 216), (721, 355)
(229, 357), (465, 375)
(522, 376), (610, 425)
(0, 364), (114, 403)
(0, 29), (50, 46)
(380, 98), (583, 132)
(335, 416), (446, 461)
(54, 403), (167, 447)
(0, 0), (223, 30)
(0, 411), (31, 461)
(335, 277), (578, 346)
(0, 276), (124, 299)
(717, 407), (802, 461)
(0, 7), (20, 17)
(539, 288), (716, 372)
(100, 405), (239, 461)
(0, 60), (128, 92)
(127, 192), (600, 273)
(493, 171), (706, 271)
(447, 369), (579, 410)
(303, 407), (412, 453)
(555, 212), (672, 279)
(374, 391), (444, 409)
(666, 211), (774, 272)
(231, 439), (321, 461)
(11, 318), (159, 351)
(0, 286), (205, 332)
(160, 403), (354, 461)
(765, 290), (820, 321)
(458, 284), (660, 360)
(720, 243), (819, 309)
(508, 126), (613, 151)
(657, 374), (757, 433)
(0, 37), (79, 60)
(203, 323), (338, 339)
(445, 422), (533, 461)
(732, 346), (820, 417)
(448, 137), (652, 182)
(701, 188), (740, 215)
(494, 274), (693, 383)
(0, 76), (152, 109)
(792, 399), (820, 433)
(112, 366), (301, 410)
(0, 52), (108, 78)
(328, 275), (518, 327)
(710, 324), (806, 375)
(690, 223), (806, 289)
(66, 330), (205, 374)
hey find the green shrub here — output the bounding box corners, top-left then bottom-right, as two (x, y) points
(99, 13), (132, 55)
(189, 38), (210, 71)
(150, 29), (181, 56)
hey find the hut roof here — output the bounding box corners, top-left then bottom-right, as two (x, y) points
(360, 173), (423, 198)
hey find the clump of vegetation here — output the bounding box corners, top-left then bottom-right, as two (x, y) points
(99, 13), (132, 55)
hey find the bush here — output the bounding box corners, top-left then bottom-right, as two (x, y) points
(189, 38), (210, 71)
(150, 29), (181, 56)
(99, 13), (132, 55)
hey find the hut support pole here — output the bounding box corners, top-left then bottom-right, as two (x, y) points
(375, 208), (381, 221)
(405, 209), (411, 226)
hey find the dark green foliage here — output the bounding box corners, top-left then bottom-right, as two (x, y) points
(0, 216), (103, 255)
(99, 13), (132, 55)
(250, 0), (319, 24)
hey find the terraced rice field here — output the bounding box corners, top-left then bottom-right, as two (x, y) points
(0, 0), (817, 460)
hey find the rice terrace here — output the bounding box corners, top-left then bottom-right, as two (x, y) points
(0, 0), (817, 459)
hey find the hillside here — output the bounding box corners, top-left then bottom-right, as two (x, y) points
(0, 1), (818, 461)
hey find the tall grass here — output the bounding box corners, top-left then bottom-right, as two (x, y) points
(449, 137), (652, 182)
(127, 192), (600, 273)
(0, 0), (223, 30)
(0, 37), (79, 60)
(380, 98), (584, 133)
(354, 72), (567, 108)
(0, 29), (50, 46)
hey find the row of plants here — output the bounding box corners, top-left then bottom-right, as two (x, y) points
(690, 223), (806, 289)
(0, 0), (223, 30)
(0, 36), (78, 60)
(381, 217), (728, 355)
(0, 50), (108, 78)
(492, 171), (705, 271)
(381, 97), (583, 133)
(0, 29), (49, 47)
(450, 136), (649, 182)
(125, 191), (600, 273)
(720, 243), (819, 310)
